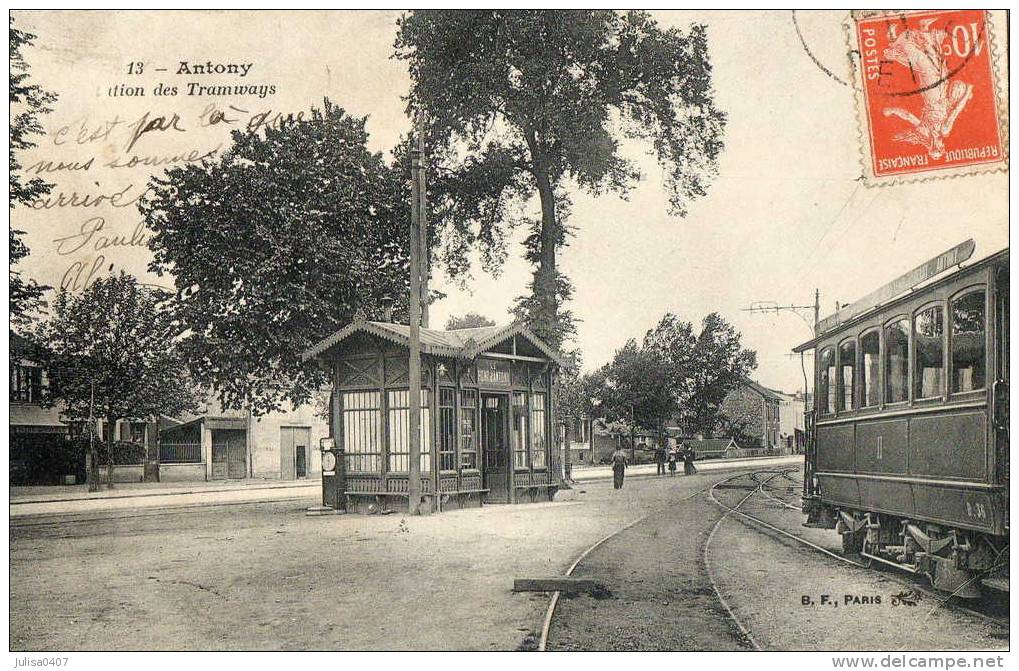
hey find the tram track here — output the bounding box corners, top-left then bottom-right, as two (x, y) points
(537, 476), (728, 651)
(706, 470), (1010, 635)
(539, 468), (1006, 652)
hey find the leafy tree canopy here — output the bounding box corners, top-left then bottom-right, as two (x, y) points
(32, 272), (199, 430)
(10, 19), (56, 327)
(444, 312), (497, 330)
(586, 312), (756, 440)
(141, 100), (413, 415)
(395, 10), (726, 349)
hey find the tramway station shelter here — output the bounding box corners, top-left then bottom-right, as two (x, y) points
(302, 318), (567, 513)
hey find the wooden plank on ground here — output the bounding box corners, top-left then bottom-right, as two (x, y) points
(513, 577), (608, 595)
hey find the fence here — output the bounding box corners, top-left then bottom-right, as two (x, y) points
(159, 442), (202, 464)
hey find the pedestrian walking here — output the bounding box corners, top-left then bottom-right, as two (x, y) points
(683, 442), (698, 476)
(611, 446), (628, 490)
(655, 444), (667, 476)
(667, 446), (678, 476)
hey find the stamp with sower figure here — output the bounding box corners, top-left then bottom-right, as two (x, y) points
(849, 9), (1006, 184)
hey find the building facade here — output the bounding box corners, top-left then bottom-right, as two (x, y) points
(10, 334), (74, 485)
(158, 393), (329, 482)
(720, 377), (784, 450)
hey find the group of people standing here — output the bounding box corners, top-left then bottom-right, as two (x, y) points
(610, 441), (697, 490)
(656, 442), (697, 478)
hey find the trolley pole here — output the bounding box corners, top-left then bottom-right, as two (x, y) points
(407, 114), (424, 515)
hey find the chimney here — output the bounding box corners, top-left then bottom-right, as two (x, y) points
(380, 296), (394, 322)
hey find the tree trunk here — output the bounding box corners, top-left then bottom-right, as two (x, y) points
(86, 445), (100, 493)
(533, 167), (560, 345)
(105, 416), (117, 490)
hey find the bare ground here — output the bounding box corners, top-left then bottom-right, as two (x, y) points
(10, 473), (703, 651)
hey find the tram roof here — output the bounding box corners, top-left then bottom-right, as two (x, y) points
(792, 244), (1008, 353)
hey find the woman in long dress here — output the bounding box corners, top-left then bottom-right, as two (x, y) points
(683, 443), (697, 476)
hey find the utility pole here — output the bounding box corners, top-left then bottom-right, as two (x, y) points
(407, 114), (426, 515)
(742, 293), (820, 448)
(418, 122), (430, 329)
(87, 381), (97, 492)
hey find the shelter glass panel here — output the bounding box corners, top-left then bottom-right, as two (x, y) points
(438, 387), (456, 472)
(861, 330), (880, 407)
(884, 319), (909, 404)
(818, 347), (835, 415)
(914, 306), (945, 399)
(512, 392), (529, 469)
(460, 389), (478, 469)
(838, 339), (856, 411)
(386, 389), (432, 473)
(342, 391), (382, 472)
(952, 291), (986, 393)
(530, 393), (547, 468)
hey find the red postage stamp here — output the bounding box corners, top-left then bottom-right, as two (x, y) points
(850, 9), (1006, 183)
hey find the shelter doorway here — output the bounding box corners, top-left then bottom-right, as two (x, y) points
(481, 394), (510, 503)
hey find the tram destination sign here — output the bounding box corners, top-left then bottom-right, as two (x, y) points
(816, 239), (976, 335)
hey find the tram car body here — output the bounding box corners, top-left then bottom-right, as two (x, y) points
(795, 241), (1008, 596)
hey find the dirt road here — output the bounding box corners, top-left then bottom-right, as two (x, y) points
(10, 471), (716, 651)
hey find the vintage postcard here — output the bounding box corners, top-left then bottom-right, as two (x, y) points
(7, 9), (1009, 663)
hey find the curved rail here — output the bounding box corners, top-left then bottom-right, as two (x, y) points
(708, 471), (1008, 630)
(537, 479), (721, 651)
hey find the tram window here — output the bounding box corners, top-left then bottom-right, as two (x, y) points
(837, 339), (855, 411)
(860, 330), (880, 407)
(818, 347), (835, 415)
(914, 306), (945, 399)
(952, 290), (986, 392)
(884, 319), (909, 404)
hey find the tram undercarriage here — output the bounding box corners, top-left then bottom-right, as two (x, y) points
(805, 499), (1009, 598)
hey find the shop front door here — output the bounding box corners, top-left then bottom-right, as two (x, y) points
(280, 426), (311, 480)
(211, 429), (247, 480)
(481, 394), (510, 503)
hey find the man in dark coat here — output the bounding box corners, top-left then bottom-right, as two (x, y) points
(655, 443), (667, 476)
(610, 446), (628, 490)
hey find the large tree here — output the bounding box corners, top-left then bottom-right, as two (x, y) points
(674, 312), (758, 435)
(10, 19), (57, 327)
(33, 273), (199, 491)
(395, 10), (726, 349)
(141, 101), (412, 415)
(588, 312), (756, 443)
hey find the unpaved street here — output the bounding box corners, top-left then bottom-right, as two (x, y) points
(11, 469), (721, 651)
(11, 465), (1006, 651)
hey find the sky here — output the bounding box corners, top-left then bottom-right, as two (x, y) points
(12, 10), (1009, 394)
